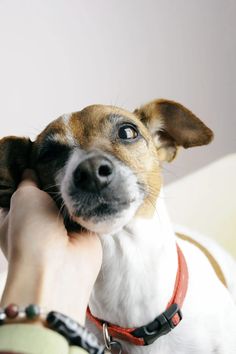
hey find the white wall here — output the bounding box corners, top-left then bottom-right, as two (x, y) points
(0, 0), (235, 183)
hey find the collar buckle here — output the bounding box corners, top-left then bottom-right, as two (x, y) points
(132, 303), (182, 345)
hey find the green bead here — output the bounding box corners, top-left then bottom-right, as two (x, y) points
(25, 304), (40, 319)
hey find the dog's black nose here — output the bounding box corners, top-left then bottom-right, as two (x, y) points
(73, 156), (114, 192)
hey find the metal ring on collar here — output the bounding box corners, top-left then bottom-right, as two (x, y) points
(103, 323), (112, 351)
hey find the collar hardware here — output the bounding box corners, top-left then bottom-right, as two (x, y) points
(103, 323), (112, 351)
(132, 303), (182, 345)
(103, 323), (123, 353)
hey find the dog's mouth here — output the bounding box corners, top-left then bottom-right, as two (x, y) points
(58, 184), (143, 234)
(52, 185), (137, 234)
(71, 190), (134, 219)
(67, 192), (136, 234)
(75, 201), (132, 219)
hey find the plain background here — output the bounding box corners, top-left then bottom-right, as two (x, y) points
(0, 0), (236, 184)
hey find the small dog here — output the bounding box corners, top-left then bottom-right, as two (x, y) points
(1, 99), (236, 354)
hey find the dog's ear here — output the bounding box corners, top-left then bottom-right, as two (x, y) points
(134, 99), (213, 162)
(0, 136), (32, 208)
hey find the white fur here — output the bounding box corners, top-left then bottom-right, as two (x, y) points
(52, 113), (75, 146)
(46, 131), (75, 147)
(88, 193), (236, 354)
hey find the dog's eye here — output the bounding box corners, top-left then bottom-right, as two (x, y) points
(118, 124), (139, 140)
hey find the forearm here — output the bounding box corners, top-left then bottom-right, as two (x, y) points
(0, 261), (88, 326)
(1, 262), (46, 308)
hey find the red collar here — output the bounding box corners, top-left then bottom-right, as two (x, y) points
(87, 243), (188, 346)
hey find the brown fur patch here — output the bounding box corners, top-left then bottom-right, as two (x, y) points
(0, 136), (32, 208)
(134, 99), (214, 161)
(69, 105), (161, 218)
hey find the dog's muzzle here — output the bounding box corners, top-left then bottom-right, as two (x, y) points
(59, 149), (146, 233)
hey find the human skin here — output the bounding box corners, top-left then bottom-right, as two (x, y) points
(0, 170), (103, 326)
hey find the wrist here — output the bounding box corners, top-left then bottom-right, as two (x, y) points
(0, 261), (89, 326)
(0, 262), (46, 307)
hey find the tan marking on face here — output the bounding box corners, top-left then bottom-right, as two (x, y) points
(65, 105), (162, 218)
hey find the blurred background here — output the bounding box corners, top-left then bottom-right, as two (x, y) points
(0, 0), (235, 184)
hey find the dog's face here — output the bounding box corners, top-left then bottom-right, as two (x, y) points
(0, 99), (213, 235)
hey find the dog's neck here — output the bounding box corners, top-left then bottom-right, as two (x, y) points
(89, 192), (178, 328)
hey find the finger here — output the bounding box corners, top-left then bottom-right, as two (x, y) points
(18, 169), (39, 188)
(0, 211), (9, 257)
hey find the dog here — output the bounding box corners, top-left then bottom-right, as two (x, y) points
(0, 99), (236, 354)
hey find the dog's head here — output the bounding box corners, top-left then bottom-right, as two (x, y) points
(0, 99), (213, 234)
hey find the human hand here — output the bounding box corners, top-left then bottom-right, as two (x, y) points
(0, 170), (103, 325)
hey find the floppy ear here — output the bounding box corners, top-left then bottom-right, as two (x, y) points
(0, 136), (32, 208)
(134, 99), (214, 162)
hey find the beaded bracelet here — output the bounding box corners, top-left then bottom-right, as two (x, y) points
(0, 304), (106, 354)
(0, 304), (44, 323)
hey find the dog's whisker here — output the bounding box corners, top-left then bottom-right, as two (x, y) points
(57, 201), (66, 223)
(43, 183), (61, 191)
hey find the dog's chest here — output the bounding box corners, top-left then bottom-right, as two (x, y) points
(88, 221), (236, 354)
(89, 218), (178, 327)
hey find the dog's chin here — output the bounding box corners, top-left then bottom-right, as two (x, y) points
(69, 202), (140, 235)
(71, 216), (124, 235)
